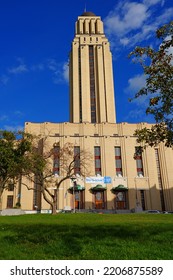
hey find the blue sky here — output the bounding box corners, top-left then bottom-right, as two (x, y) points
(0, 0), (172, 131)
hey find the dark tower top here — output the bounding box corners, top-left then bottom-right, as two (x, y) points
(81, 11), (96, 17)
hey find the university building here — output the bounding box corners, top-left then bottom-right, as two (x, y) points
(1, 12), (173, 213)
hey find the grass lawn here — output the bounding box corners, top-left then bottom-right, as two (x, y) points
(0, 213), (173, 260)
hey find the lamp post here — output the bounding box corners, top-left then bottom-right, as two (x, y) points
(134, 176), (139, 208)
(71, 175), (77, 213)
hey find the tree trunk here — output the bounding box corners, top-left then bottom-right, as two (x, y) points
(42, 189), (54, 214)
(52, 189), (57, 215)
(0, 186), (4, 210)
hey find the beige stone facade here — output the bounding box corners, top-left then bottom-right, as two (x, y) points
(1, 121), (173, 213)
(1, 12), (173, 213)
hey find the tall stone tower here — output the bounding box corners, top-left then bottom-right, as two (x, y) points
(69, 11), (116, 124)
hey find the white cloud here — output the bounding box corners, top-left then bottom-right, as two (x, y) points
(125, 109), (144, 119)
(62, 62), (69, 83)
(46, 59), (69, 84)
(143, 0), (165, 7)
(47, 59), (58, 71)
(104, 0), (173, 51)
(3, 125), (24, 131)
(125, 73), (146, 95)
(168, 45), (173, 57)
(125, 73), (150, 108)
(120, 37), (130, 46)
(124, 73), (157, 123)
(8, 64), (28, 74)
(125, 108), (155, 122)
(163, 36), (173, 66)
(123, 2), (149, 30)
(124, 73), (155, 122)
(0, 110), (24, 131)
(6, 57), (68, 85)
(155, 8), (173, 25)
(104, 1), (149, 37)
(0, 113), (24, 131)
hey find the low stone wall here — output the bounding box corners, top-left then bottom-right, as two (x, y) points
(1, 209), (25, 216)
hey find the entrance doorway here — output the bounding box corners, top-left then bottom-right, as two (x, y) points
(7, 195), (13, 208)
(95, 192), (105, 209)
(115, 191), (127, 209)
(74, 191), (84, 209)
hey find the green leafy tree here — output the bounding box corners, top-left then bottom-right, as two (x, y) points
(0, 129), (91, 214)
(23, 141), (91, 215)
(0, 130), (34, 207)
(129, 21), (173, 147)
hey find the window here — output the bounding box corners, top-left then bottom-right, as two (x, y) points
(53, 144), (60, 176)
(140, 190), (145, 210)
(78, 49), (82, 122)
(7, 195), (13, 208)
(135, 147), (144, 176)
(89, 46), (96, 123)
(94, 146), (101, 175)
(74, 146), (80, 175)
(115, 147), (123, 176)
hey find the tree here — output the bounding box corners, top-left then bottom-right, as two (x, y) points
(0, 130), (35, 208)
(23, 140), (92, 214)
(129, 21), (173, 147)
(0, 129), (91, 214)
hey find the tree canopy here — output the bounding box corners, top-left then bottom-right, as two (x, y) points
(0, 130), (35, 200)
(129, 21), (173, 147)
(24, 141), (92, 214)
(0, 130), (91, 214)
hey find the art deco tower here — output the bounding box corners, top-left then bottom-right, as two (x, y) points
(69, 11), (116, 123)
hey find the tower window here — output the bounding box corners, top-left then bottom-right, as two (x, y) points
(94, 146), (101, 175)
(78, 49), (82, 122)
(74, 146), (80, 175)
(115, 147), (123, 176)
(135, 147), (144, 177)
(53, 144), (60, 176)
(89, 46), (96, 123)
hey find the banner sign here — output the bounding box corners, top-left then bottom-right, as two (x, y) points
(104, 176), (112, 184)
(85, 177), (104, 184)
(86, 176), (112, 184)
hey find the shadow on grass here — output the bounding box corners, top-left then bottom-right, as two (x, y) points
(1, 221), (173, 260)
